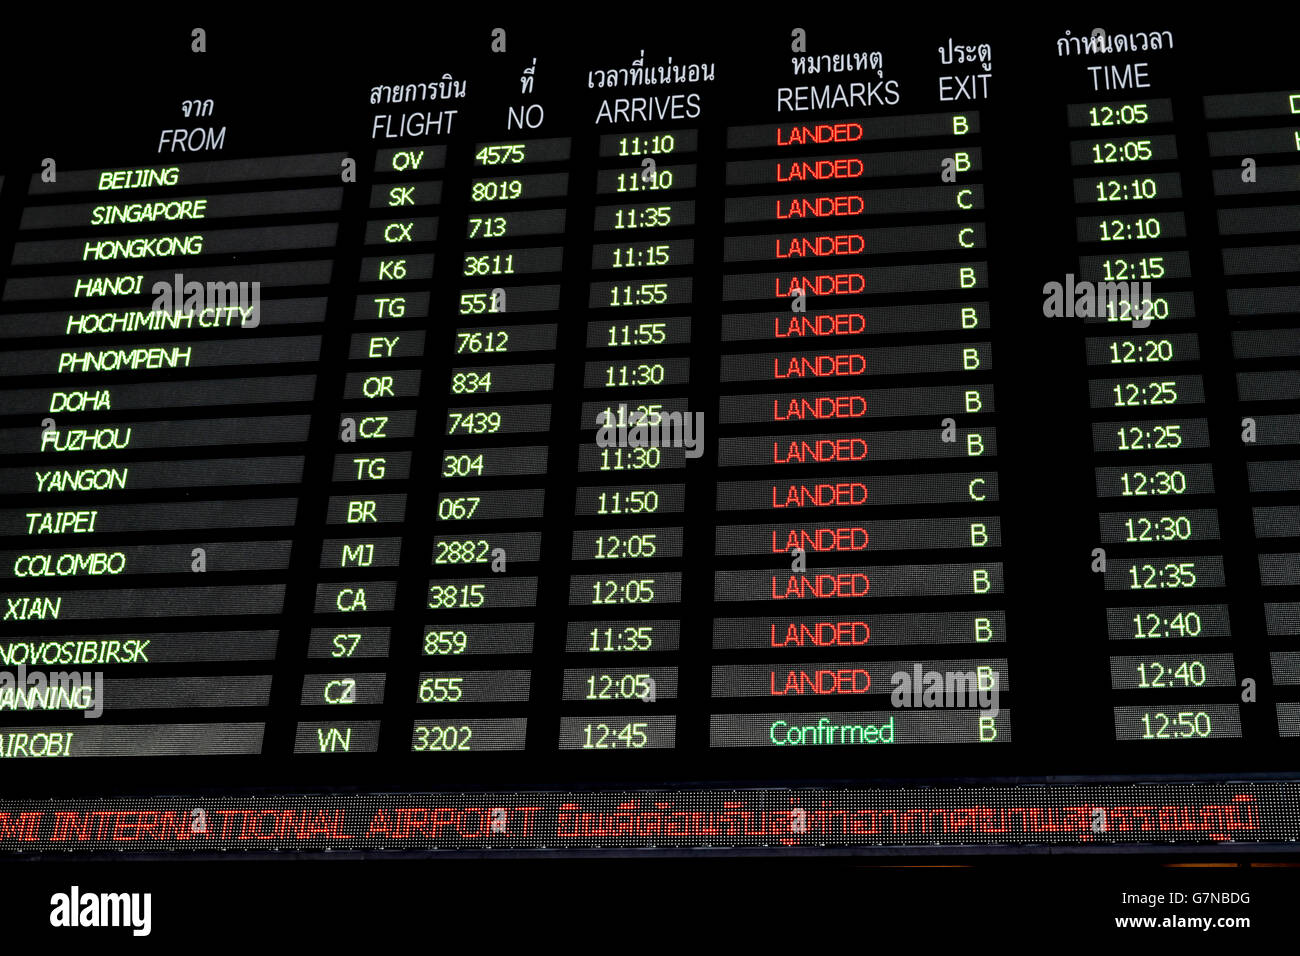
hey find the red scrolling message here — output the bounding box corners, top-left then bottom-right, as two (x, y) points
(0, 790), (1270, 851)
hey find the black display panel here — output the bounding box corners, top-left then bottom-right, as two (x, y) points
(2, 12), (1300, 858)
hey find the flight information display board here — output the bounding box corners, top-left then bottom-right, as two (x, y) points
(1, 13), (1300, 857)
